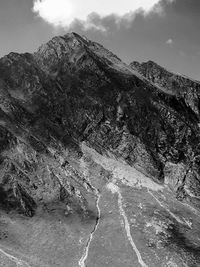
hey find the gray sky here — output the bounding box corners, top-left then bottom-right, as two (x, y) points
(0, 0), (200, 80)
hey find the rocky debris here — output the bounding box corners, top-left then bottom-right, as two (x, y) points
(0, 33), (200, 216)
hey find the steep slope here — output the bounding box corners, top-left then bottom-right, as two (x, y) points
(0, 32), (200, 266)
(0, 33), (200, 217)
(131, 60), (200, 118)
(130, 60), (200, 199)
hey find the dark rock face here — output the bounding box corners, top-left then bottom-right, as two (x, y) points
(130, 60), (200, 199)
(0, 32), (200, 216)
(130, 60), (200, 119)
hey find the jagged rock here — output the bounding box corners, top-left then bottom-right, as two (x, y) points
(130, 60), (200, 118)
(130, 60), (200, 200)
(0, 33), (200, 216)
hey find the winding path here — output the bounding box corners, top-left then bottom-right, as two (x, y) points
(78, 187), (101, 267)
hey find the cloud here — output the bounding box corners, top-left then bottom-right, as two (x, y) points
(166, 38), (174, 46)
(33, 0), (168, 29)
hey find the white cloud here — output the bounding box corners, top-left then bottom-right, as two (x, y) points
(32, 0), (164, 29)
(166, 38), (174, 46)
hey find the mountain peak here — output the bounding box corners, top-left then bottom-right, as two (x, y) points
(1, 33), (200, 266)
(130, 60), (162, 70)
(33, 32), (141, 79)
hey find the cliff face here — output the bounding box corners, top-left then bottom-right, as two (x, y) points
(130, 60), (200, 118)
(130, 60), (200, 198)
(0, 33), (200, 217)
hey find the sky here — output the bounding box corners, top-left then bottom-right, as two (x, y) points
(0, 0), (200, 80)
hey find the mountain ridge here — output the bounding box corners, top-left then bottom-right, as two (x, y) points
(0, 32), (200, 217)
(0, 32), (200, 267)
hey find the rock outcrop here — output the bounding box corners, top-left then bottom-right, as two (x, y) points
(130, 60), (200, 200)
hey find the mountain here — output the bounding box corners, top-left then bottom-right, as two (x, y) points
(0, 33), (200, 266)
(131, 60), (200, 118)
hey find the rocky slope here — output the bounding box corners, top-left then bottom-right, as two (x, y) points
(130, 60), (200, 199)
(0, 32), (200, 266)
(130, 60), (200, 118)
